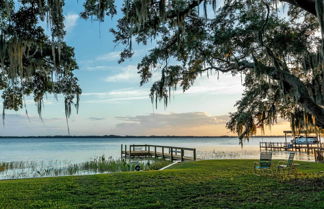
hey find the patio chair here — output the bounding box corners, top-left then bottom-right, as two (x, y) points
(315, 150), (324, 162)
(254, 152), (272, 173)
(278, 152), (296, 173)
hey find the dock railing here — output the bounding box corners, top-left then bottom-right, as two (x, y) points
(121, 144), (196, 161)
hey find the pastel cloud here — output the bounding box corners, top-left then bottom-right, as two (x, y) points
(110, 112), (290, 136)
(110, 112), (232, 136)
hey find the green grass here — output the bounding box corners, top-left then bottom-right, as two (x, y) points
(1, 160), (324, 208)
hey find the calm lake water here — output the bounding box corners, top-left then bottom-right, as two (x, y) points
(0, 137), (315, 162)
(0, 137), (315, 179)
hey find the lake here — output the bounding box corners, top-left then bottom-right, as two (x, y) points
(0, 137), (315, 179)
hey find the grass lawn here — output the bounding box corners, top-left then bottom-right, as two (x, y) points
(1, 159), (324, 208)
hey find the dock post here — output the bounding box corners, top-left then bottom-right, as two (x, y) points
(170, 147), (173, 161)
(148, 145), (150, 156)
(154, 146), (157, 158)
(162, 147), (165, 159)
(181, 148), (184, 162)
(121, 144), (123, 159)
(306, 131), (310, 154)
(193, 149), (197, 161)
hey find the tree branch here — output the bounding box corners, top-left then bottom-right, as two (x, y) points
(239, 60), (324, 127)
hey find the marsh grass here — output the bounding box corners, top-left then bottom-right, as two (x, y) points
(0, 155), (170, 180)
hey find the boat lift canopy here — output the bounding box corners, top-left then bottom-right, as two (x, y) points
(283, 130), (322, 143)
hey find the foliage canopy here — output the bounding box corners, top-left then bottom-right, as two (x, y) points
(1, 0), (323, 140)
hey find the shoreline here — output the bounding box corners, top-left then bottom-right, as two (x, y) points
(0, 135), (286, 139)
(0, 159), (317, 181)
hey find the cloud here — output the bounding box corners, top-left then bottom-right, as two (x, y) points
(0, 114), (66, 136)
(116, 112), (229, 127)
(82, 88), (149, 104)
(83, 96), (148, 104)
(84, 65), (115, 71)
(88, 117), (105, 121)
(183, 73), (244, 95)
(0, 114), (112, 136)
(110, 111), (289, 136)
(95, 48), (147, 62)
(110, 112), (230, 135)
(64, 14), (79, 33)
(105, 65), (139, 82)
(83, 89), (147, 98)
(104, 68), (243, 92)
(81, 72), (243, 105)
(96, 51), (121, 62)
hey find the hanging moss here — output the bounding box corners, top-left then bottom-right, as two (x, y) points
(0, 0), (81, 132)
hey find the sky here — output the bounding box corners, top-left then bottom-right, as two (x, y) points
(0, 1), (290, 136)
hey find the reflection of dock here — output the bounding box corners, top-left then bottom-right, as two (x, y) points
(260, 142), (324, 154)
(121, 144), (196, 161)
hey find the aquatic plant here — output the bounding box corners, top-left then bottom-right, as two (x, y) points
(0, 155), (170, 180)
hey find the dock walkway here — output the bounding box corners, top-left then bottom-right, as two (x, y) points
(121, 144), (196, 161)
(260, 142), (324, 154)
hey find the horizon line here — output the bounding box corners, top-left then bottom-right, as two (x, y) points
(0, 135), (286, 138)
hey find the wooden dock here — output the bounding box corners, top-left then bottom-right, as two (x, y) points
(260, 142), (324, 154)
(121, 144), (196, 161)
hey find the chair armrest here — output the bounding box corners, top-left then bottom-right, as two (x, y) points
(276, 161), (286, 166)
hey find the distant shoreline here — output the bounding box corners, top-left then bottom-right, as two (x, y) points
(0, 135), (285, 138)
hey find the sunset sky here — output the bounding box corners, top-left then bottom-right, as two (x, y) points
(0, 1), (290, 136)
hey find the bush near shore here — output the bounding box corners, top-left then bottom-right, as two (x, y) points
(1, 160), (324, 208)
